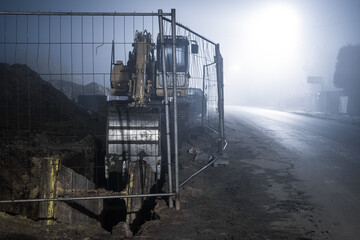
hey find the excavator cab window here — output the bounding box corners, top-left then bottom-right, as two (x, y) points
(157, 36), (189, 73)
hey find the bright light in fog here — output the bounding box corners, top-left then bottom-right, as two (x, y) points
(243, 3), (302, 71)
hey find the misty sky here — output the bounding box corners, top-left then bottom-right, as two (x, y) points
(1, 0), (360, 107)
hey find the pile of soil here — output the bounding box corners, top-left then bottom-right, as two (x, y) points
(0, 62), (101, 174)
(0, 63), (96, 139)
(0, 63), (101, 218)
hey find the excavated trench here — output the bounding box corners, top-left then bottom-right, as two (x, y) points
(92, 133), (167, 235)
(99, 167), (166, 234)
(101, 198), (127, 232)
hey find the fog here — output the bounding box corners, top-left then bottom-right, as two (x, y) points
(219, 0), (360, 109)
(1, 0), (360, 110)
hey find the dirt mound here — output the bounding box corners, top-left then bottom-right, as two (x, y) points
(0, 63), (100, 211)
(0, 63), (95, 139)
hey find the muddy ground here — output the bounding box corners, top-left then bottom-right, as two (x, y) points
(134, 119), (326, 240)
(1, 118), (327, 240)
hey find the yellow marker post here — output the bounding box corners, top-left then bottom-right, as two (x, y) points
(45, 157), (59, 225)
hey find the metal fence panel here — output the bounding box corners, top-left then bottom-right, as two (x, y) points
(0, 10), (225, 217)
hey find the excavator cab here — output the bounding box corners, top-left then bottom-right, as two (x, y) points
(156, 36), (191, 97)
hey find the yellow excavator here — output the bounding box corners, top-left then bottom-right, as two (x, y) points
(105, 30), (194, 224)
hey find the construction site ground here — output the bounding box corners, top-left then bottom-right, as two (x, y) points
(1, 119), (320, 240)
(135, 121), (318, 240)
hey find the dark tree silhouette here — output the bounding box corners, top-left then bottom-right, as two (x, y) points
(334, 45), (360, 116)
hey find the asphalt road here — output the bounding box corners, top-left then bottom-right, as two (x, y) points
(226, 106), (360, 240)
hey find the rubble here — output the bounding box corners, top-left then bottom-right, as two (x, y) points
(112, 222), (133, 238)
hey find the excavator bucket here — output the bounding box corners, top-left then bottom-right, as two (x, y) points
(105, 103), (161, 181)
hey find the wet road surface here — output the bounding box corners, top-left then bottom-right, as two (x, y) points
(226, 106), (360, 240)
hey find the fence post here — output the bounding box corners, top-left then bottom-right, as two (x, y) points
(202, 65), (206, 126)
(171, 8), (180, 211)
(216, 44), (225, 154)
(158, 9), (173, 209)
